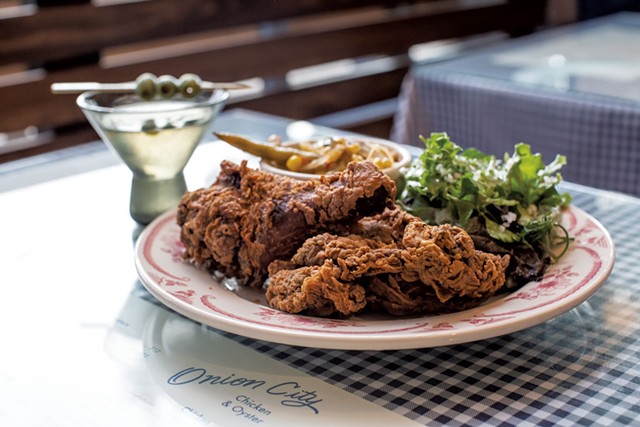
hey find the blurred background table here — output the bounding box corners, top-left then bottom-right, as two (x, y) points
(393, 12), (640, 196)
(2, 110), (640, 426)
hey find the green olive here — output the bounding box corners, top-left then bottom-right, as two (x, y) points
(156, 75), (178, 98)
(178, 73), (202, 98)
(135, 73), (157, 100)
(141, 119), (159, 135)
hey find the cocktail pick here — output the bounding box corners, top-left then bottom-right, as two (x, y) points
(51, 80), (249, 94)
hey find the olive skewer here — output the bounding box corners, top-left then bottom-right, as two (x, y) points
(50, 81), (248, 94)
(51, 73), (250, 101)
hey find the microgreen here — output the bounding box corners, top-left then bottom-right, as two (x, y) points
(400, 132), (571, 264)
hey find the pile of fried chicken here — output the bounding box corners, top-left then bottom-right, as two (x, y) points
(178, 160), (509, 318)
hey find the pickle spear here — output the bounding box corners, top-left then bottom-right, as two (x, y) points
(214, 132), (318, 164)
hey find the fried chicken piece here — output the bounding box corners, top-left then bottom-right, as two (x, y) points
(286, 233), (403, 280)
(399, 222), (509, 302)
(366, 275), (489, 316)
(178, 160), (396, 287)
(267, 262), (367, 317)
(267, 235), (400, 316)
(266, 213), (510, 317)
(344, 207), (421, 243)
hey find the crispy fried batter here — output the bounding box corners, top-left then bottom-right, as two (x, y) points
(400, 222), (509, 302)
(267, 262), (367, 317)
(266, 216), (509, 317)
(178, 160), (509, 318)
(178, 160), (396, 287)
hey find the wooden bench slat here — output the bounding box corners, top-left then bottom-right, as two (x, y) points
(0, 0), (444, 65)
(232, 69), (409, 120)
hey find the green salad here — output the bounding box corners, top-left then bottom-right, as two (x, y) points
(399, 133), (571, 288)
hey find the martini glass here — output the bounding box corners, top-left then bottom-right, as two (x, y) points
(77, 89), (228, 224)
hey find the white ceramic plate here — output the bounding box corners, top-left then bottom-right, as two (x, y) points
(134, 206), (614, 350)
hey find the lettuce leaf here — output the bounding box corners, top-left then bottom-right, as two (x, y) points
(400, 133), (571, 251)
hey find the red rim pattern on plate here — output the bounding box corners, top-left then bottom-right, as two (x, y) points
(135, 206), (614, 345)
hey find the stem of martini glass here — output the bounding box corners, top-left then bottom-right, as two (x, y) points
(129, 173), (187, 225)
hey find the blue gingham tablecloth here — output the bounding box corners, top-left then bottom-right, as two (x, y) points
(391, 13), (640, 197)
(136, 183), (640, 426)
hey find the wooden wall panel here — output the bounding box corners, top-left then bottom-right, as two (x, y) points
(0, 0), (547, 162)
(1, 0), (399, 64)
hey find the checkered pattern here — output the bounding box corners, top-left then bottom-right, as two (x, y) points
(392, 68), (640, 197)
(213, 184), (640, 426)
(391, 15), (640, 197)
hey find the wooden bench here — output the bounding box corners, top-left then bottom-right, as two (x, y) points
(0, 0), (547, 163)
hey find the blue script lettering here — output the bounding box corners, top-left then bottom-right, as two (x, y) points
(266, 382), (322, 414)
(167, 367), (265, 390)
